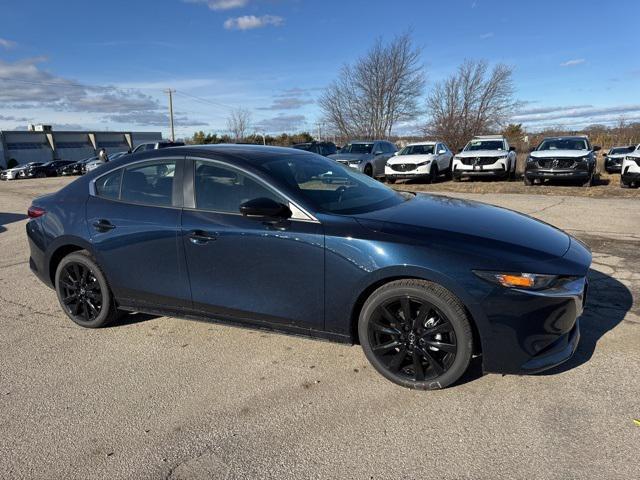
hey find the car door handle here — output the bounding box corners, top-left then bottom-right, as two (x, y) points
(92, 219), (116, 232)
(188, 230), (217, 244)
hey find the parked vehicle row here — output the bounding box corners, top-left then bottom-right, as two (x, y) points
(621, 145), (640, 188)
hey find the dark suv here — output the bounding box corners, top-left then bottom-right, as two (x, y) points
(524, 136), (600, 187)
(292, 141), (337, 157)
(604, 146), (634, 173)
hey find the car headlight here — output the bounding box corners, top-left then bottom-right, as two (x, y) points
(575, 155), (590, 162)
(416, 160), (431, 167)
(526, 155), (537, 163)
(473, 271), (557, 290)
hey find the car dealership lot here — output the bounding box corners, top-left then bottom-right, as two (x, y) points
(1, 177), (639, 479)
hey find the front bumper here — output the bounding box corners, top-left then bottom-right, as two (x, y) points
(452, 159), (508, 178)
(605, 159), (622, 173)
(524, 168), (590, 180)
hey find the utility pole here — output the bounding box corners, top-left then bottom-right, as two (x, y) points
(165, 89), (176, 142)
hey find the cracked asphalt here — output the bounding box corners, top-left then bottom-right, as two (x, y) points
(1, 177), (639, 480)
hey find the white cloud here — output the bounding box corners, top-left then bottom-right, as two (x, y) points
(254, 114), (306, 132)
(512, 104), (640, 128)
(224, 15), (284, 30)
(0, 38), (16, 49)
(184, 0), (249, 10)
(479, 32), (494, 39)
(560, 58), (586, 67)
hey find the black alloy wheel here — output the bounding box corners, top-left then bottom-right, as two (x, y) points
(359, 279), (473, 390)
(55, 251), (119, 328)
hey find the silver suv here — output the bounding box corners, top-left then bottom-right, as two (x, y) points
(329, 140), (397, 178)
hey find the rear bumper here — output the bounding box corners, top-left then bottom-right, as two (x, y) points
(26, 220), (53, 288)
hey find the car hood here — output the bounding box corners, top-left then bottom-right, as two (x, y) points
(3, 167), (22, 173)
(530, 150), (590, 158)
(456, 150), (507, 158)
(387, 154), (435, 165)
(355, 193), (571, 260)
(329, 153), (373, 162)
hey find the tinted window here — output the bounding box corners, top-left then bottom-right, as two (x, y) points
(194, 161), (283, 213)
(258, 154), (408, 215)
(537, 138), (589, 151)
(399, 144), (435, 155)
(342, 143), (373, 154)
(609, 147), (634, 155)
(464, 140), (506, 151)
(121, 161), (175, 206)
(95, 169), (122, 200)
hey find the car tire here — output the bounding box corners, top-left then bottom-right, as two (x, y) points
(430, 164), (439, 183)
(386, 177), (396, 184)
(523, 175), (533, 186)
(364, 164), (373, 177)
(55, 251), (121, 328)
(582, 174), (593, 187)
(358, 279), (473, 390)
(452, 173), (460, 182)
(620, 178), (630, 189)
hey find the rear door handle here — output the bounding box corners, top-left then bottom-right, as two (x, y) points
(92, 219), (116, 232)
(188, 229), (217, 244)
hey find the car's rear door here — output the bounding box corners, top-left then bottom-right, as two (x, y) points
(180, 157), (325, 331)
(86, 156), (190, 310)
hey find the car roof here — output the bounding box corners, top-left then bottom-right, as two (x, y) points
(405, 141), (437, 146)
(541, 135), (589, 141)
(472, 135), (505, 140)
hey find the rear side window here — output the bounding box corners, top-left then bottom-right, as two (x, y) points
(95, 169), (122, 200)
(194, 160), (283, 213)
(120, 161), (176, 206)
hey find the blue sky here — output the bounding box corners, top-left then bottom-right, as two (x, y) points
(0, 0), (638, 138)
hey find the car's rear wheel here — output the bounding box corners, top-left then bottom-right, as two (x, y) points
(359, 279), (473, 390)
(55, 251), (120, 328)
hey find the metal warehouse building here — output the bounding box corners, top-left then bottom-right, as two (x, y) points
(0, 127), (162, 168)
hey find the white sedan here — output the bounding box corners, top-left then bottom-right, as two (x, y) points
(385, 141), (453, 183)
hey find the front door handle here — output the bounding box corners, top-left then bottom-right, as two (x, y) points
(188, 229), (217, 244)
(93, 219), (116, 232)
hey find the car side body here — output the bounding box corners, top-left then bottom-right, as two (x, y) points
(292, 141), (337, 157)
(452, 136), (517, 181)
(24, 161), (74, 178)
(329, 140), (397, 178)
(27, 145), (590, 388)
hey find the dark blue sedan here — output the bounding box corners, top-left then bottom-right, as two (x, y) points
(26, 145), (591, 389)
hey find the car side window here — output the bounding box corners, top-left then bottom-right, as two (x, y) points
(194, 160), (284, 214)
(95, 169), (122, 201)
(120, 160), (176, 206)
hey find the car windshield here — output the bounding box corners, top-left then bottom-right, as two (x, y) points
(258, 154), (408, 215)
(398, 145), (435, 155)
(464, 140), (505, 151)
(609, 147), (633, 155)
(341, 143), (373, 154)
(537, 138), (589, 151)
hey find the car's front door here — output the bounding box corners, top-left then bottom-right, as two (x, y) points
(86, 157), (190, 309)
(181, 158), (325, 331)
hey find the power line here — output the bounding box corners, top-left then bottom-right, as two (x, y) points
(174, 90), (236, 111)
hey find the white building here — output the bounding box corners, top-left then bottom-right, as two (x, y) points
(0, 128), (162, 168)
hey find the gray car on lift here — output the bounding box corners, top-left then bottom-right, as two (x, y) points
(329, 140), (397, 178)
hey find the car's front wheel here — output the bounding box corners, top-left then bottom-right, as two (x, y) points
(358, 279), (473, 390)
(55, 251), (120, 328)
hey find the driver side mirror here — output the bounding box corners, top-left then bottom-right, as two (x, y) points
(592, 145), (601, 152)
(373, 150), (383, 155)
(437, 149), (446, 155)
(393, 151), (399, 156)
(509, 146), (516, 152)
(240, 197), (292, 219)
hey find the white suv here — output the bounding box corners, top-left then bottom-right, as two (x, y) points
(452, 135), (517, 181)
(621, 144), (640, 188)
(385, 141), (453, 184)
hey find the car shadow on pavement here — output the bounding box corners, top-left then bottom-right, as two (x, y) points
(113, 312), (161, 327)
(0, 213), (28, 233)
(538, 267), (633, 375)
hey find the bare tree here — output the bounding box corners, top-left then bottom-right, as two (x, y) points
(227, 108), (252, 141)
(319, 32), (425, 139)
(424, 60), (517, 151)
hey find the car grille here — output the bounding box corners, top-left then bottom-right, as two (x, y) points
(390, 163), (418, 172)
(537, 158), (576, 169)
(459, 157), (500, 166)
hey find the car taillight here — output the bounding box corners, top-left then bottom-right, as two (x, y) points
(27, 206), (46, 218)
